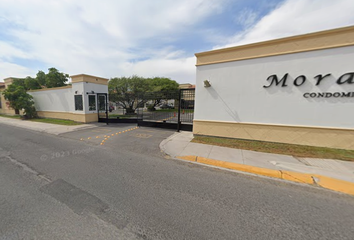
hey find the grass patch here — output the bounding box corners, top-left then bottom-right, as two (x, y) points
(0, 114), (82, 125)
(30, 118), (82, 125)
(0, 114), (21, 119)
(192, 136), (354, 161)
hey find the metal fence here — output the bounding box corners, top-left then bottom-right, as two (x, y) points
(100, 89), (195, 131)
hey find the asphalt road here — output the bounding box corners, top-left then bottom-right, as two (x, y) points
(1, 123), (354, 240)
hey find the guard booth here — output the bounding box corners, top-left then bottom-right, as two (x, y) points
(22, 74), (109, 123)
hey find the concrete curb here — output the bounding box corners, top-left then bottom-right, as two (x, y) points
(177, 155), (354, 196)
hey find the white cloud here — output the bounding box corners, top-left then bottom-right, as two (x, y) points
(0, 0), (226, 83)
(235, 8), (258, 29)
(218, 0), (354, 48)
(0, 61), (34, 79)
(1, 0), (354, 84)
(119, 56), (196, 82)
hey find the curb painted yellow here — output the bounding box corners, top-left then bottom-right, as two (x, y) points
(176, 155), (354, 196)
(313, 175), (354, 196)
(177, 155), (197, 162)
(280, 170), (314, 185)
(197, 157), (282, 179)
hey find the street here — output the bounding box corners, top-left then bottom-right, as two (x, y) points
(1, 123), (354, 240)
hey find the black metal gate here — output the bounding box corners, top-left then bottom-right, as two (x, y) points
(99, 89), (195, 131)
(137, 88), (195, 131)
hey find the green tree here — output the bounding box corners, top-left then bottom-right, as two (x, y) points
(24, 76), (41, 90)
(109, 75), (151, 114)
(147, 77), (179, 109)
(12, 78), (26, 88)
(149, 77), (179, 92)
(36, 70), (46, 86)
(45, 67), (69, 88)
(109, 75), (180, 113)
(2, 83), (36, 118)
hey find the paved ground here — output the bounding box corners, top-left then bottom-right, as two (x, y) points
(1, 123), (354, 239)
(0, 116), (97, 135)
(109, 108), (193, 124)
(161, 132), (354, 184)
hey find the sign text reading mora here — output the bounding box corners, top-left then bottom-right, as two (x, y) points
(263, 72), (354, 98)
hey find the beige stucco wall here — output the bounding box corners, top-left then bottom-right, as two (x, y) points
(195, 25), (354, 66)
(71, 74), (108, 85)
(37, 111), (98, 123)
(194, 120), (354, 150)
(0, 82), (16, 115)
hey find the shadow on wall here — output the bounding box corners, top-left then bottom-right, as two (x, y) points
(206, 86), (240, 122)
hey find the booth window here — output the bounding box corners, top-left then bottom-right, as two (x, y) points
(75, 95), (83, 111)
(88, 95), (96, 111)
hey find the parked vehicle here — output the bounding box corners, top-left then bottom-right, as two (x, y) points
(160, 104), (174, 109)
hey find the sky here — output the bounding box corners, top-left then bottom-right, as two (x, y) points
(1, 0), (354, 83)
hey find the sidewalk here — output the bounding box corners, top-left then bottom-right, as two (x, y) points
(160, 131), (354, 196)
(0, 117), (98, 135)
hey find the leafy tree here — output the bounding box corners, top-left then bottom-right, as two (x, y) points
(12, 78), (26, 88)
(109, 75), (152, 114)
(36, 70), (46, 86)
(25, 76), (41, 90)
(147, 77), (179, 109)
(149, 77), (179, 92)
(109, 75), (180, 113)
(45, 68), (69, 88)
(2, 83), (37, 118)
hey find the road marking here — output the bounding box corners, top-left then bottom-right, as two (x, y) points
(132, 133), (152, 139)
(81, 127), (140, 145)
(91, 129), (111, 133)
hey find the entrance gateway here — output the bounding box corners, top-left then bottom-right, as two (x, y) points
(98, 88), (195, 131)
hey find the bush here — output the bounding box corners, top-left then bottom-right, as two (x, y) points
(23, 106), (37, 119)
(147, 104), (155, 111)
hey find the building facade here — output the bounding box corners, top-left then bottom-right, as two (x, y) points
(0, 74), (108, 123)
(194, 26), (354, 150)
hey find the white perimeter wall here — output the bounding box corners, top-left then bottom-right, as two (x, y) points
(29, 82), (108, 114)
(29, 88), (73, 112)
(195, 46), (354, 129)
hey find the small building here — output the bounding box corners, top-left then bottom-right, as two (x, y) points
(179, 83), (196, 89)
(0, 74), (108, 123)
(194, 25), (354, 150)
(0, 78), (19, 115)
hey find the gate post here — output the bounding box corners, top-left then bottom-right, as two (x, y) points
(177, 89), (182, 132)
(105, 93), (108, 125)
